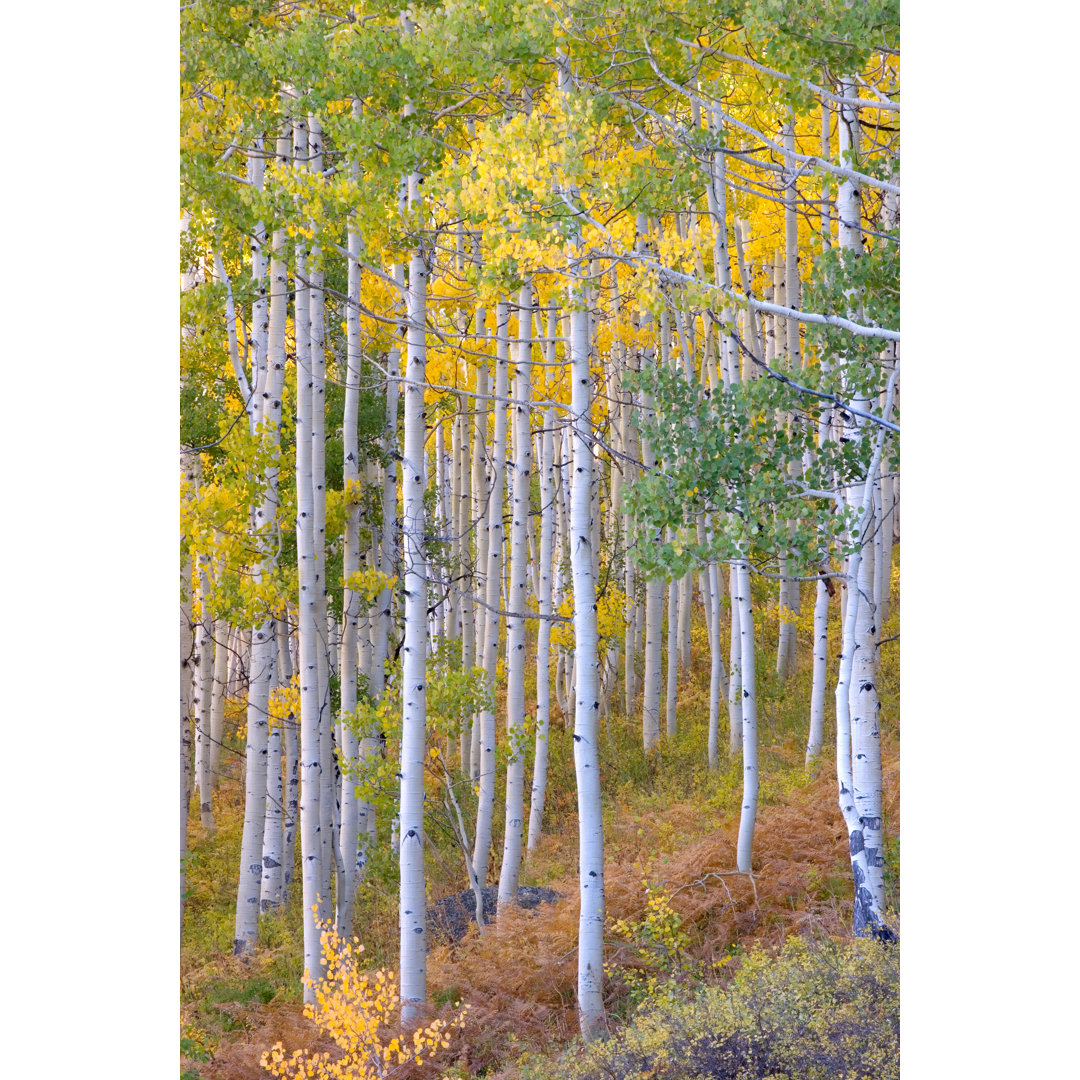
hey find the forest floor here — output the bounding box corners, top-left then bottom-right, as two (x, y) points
(181, 569), (900, 1080)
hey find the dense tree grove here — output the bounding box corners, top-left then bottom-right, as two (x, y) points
(181, 0), (899, 1048)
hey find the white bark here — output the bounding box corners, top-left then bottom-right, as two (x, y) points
(469, 334), (489, 782)
(194, 576), (215, 832)
(337, 163), (363, 937)
(568, 245), (605, 1045)
(665, 571), (678, 737)
(181, 565), (195, 931)
(806, 577), (831, 768)
(678, 571), (692, 670)
(734, 559), (758, 874)
(398, 125), (430, 1019)
(277, 613), (298, 899)
(260, 654), (284, 911)
(707, 561), (729, 768)
(498, 284), (534, 909)
(232, 121), (289, 957)
(209, 619), (229, 791)
(473, 302), (509, 888)
(560, 52), (605, 1041)
(835, 368), (899, 939)
(527, 396), (556, 852)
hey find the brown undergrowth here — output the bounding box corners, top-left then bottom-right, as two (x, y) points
(205, 742), (898, 1080)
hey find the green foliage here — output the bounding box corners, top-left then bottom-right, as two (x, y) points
(625, 362), (874, 582)
(529, 934), (899, 1080)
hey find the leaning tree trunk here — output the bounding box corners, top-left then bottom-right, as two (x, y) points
(835, 368), (899, 940)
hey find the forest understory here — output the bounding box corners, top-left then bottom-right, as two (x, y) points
(181, 568), (900, 1080)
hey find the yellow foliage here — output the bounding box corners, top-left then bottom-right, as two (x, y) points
(261, 919), (468, 1080)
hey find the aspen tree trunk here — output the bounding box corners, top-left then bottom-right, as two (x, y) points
(527, 397), (556, 852)
(399, 230), (429, 1019)
(261, 659), (284, 911)
(806, 575), (831, 768)
(286, 106), (329, 993)
(678, 572), (692, 670)
(233, 123), (289, 957)
(457, 397), (474, 773)
(559, 53), (605, 1042)
(666, 570), (678, 736)
(194, 579), (215, 831)
(779, 121), (804, 681)
(181, 566), (195, 930)
(469, 339), (489, 781)
(398, 45), (430, 1013)
(473, 303), (509, 887)
(210, 620), (229, 790)
(640, 352), (663, 751)
(707, 561), (729, 768)
(278, 613), (299, 900)
(306, 115), (336, 919)
(806, 100), (836, 768)
(832, 79), (895, 937)
(336, 155), (363, 936)
(374, 324), (400, 703)
(734, 559), (758, 873)
(835, 370), (898, 940)
(498, 285), (534, 908)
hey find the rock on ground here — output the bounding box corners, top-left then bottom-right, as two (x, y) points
(427, 885), (562, 944)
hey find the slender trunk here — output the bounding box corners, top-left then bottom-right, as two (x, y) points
(469, 343), (489, 783)
(181, 564), (195, 931)
(399, 231), (430, 1019)
(734, 559), (758, 873)
(473, 303), (509, 887)
(678, 572), (692, 670)
(527, 397), (556, 852)
(665, 570), (678, 736)
(260, 655), (284, 911)
(398, 59), (430, 1013)
(210, 619), (229, 790)
(835, 369), (899, 939)
(560, 53), (605, 1041)
(194, 578), (215, 832)
(232, 122), (289, 957)
(337, 154), (363, 935)
(278, 613), (299, 900)
(498, 285), (533, 908)
(806, 578), (831, 768)
(707, 562), (729, 768)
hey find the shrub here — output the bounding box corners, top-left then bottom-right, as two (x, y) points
(529, 933), (899, 1080)
(261, 919), (469, 1080)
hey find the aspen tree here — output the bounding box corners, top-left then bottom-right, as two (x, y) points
(209, 620), (229, 790)
(527, 386), (557, 852)
(337, 118), (363, 934)
(559, 51), (606, 1042)
(233, 120), (289, 957)
(498, 284), (534, 908)
(398, 14), (431, 1014)
(473, 302), (509, 887)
